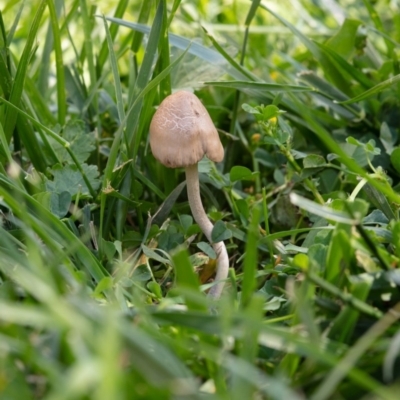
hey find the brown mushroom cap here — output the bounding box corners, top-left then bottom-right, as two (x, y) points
(149, 91), (224, 168)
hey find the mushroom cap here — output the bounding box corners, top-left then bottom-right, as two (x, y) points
(149, 91), (224, 168)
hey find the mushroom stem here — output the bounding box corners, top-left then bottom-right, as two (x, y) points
(185, 164), (229, 299)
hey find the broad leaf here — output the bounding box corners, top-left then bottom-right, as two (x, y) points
(303, 154), (326, 168)
(211, 220), (232, 243)
(51, 120), (96, 164)
(230, 166), (253, 182)
(325, 19), (363, 60)
(46, 163), (100, 198)
(197, 241), (216, 259)
(50, 191), (71, 218)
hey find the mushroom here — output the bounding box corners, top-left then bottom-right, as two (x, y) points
(149, 90), (229, 299)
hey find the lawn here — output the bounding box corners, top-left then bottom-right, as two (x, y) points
(1, 0), (400, 399)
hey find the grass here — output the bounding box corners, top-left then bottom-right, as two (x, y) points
(1, 0), (400, 398)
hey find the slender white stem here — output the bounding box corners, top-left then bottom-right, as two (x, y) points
(185, 164), (229, 299)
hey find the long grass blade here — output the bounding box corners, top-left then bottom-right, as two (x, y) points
(3, 0), (47, 142)
(337, 73), (400, 104)
(97, 0), (129, 73)
(102, 16), (125, 123)
(205, 80), (312, 92)
(46, 0), (66, 125)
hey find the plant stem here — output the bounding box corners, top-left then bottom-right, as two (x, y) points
(185, 164), (229, 299)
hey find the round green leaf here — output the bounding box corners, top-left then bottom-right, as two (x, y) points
(197, 241), (216, 259)
(230, 166), (253, 182)
(242, 103), (261, 114)
(147, 281), (162, 299)
(303, 154), (325, 168)
(50, 191), (71, 218)
(391, 148), (400, 174)
(211, 220), (232, 243)
(262, 104), (280, 120)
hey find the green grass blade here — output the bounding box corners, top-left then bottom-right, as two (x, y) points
(3, 0), (47, 142)
(126, 0), (164, 149)
(130, 0), (153, 53)
(16, 110), (50, 171)
(324, 19), (362, 61)
(306, 271), (382, 319)
(240, 206), (260, 308)
(79, 0), (99, 128)
(0, 52), (11, 98)
(0, 120), (12, 164)
(0, 301), (57, 329)
(167, 0), (182, 27)
(297, 70), (361, 118)
(25, 76), (57, 125)
(362, 183), (396, 221)
(157, 0), (171, 98)
(46, 0), (66, 125)
(328, 279), (370, 343)
(172, 246), (207, 311)
(5, 0), (25, 45)
(229, 0), (262, 138)
(106, 17), (253, 81)
(314, 41), (374, 89)
(102, 16), (125, 123)
(338, 73), (400, 104)
(245, 0), (262, 27)
(120, 321), (196, 386)
(202, 26), (257, 81)
(362, 0), (394, 57)
(261, 226), (333, 242)
(37, 4), (53, 95)
(290, 193), (355, 224)
(0, 177), (106, 283)
(259, 2), (353, 95)
(205, 80), (312, 92)
(0, 97), (96, 197)
(311, 304), (400, 400)
(231, 296), (264, 399)
(97, 0), (129, 73)
(115, 1), (165, 239)
(79, 0), (96, 92)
